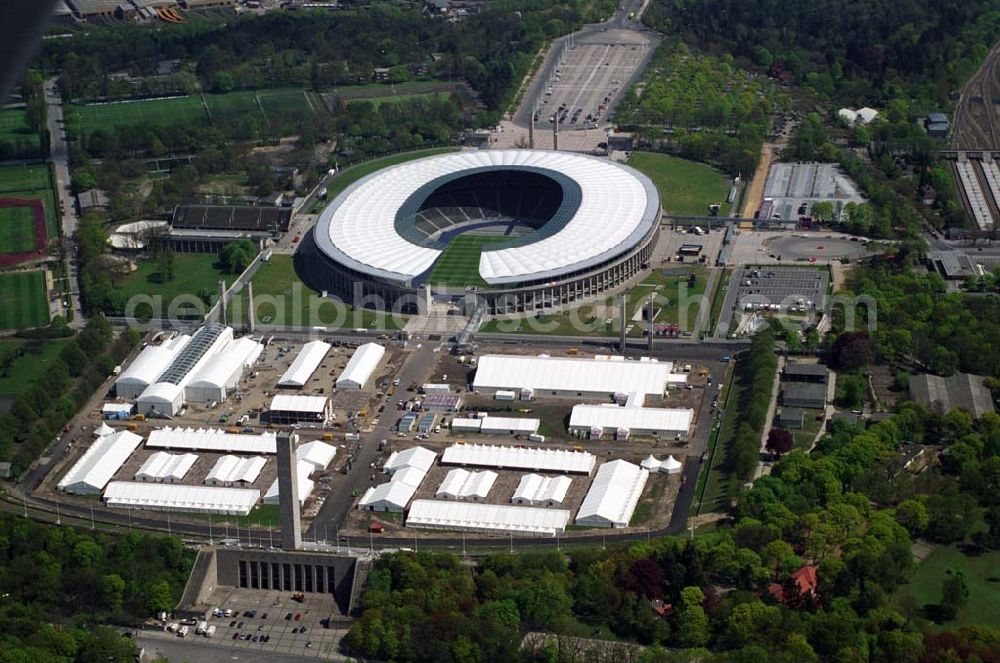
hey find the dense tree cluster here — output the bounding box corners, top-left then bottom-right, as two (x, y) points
(723, 330), (778, 486)
(0, 316), (140, 473)
(642, 0), (1000, 106)
(346, 405), (1000, 661)
(0, 72), (47, 160)
(0, 514), (194, 661)
(844, 261), (1000, 379)
(618, 40), (779, 175)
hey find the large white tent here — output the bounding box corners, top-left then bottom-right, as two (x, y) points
(185, 336), (263, 404)
(57, 430), (142, 495)
(296, 440), (337, 470)
(268, 394), (331, 425)
(335, 342), (385, 390)
(137, 324), (234, 417)
(406, 500), (571, 537)
(441, 443), (595, 475)
(204, 455), (267, 486)
(263, 460), (315, 505)
(575, 459), (648, 528)
(383, 446), (436, 474)
(473, 354), (678, 399)
(114, 334), (190, 400)
(435, 468), (498, 501)
(134, 451), (198, 483)
(569, 405), (693, 439)
(511, 474), (572, 507)
(278, 340), (331, 387)
(359, 465), (427, 513)
(146, 427), (276, 454)
(103, 481), (260, 516)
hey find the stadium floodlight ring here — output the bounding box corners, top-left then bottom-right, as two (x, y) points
(314, 150), (660, 290)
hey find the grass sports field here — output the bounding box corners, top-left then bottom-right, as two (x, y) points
(628, 152), (733, 217)
(68, 88), (321, 135)
(896, 546), (1000, 628)
(0, 271), (49, 330)
(0, 108), (41, 156)
(0, 164), (59, 237)
(428, 235), (508, 287)
(0, 206), (37, 253)
(230, 254), (402, 330)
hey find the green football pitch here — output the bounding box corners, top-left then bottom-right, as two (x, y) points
(428, 235), (510, 287)
(0, 271), (48, 330)
(0, 206), (37, 253)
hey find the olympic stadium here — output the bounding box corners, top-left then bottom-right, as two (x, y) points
(304, 150), (661, 314)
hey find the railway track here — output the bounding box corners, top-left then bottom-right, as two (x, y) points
(954, 42), (1000, 151)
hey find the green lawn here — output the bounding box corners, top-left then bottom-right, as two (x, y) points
(428, 235), (509, 287)
(114, 254), (234, 321)
(790, 408), (824, 450)
(897, 546), (1000, 629)
(230, 253), (403, 330)
(0, 339), (72, 397)
(0, 164), (59, 237)
(69, 95), (209, 134)
(625, 265), (707, 335)
(0, 108), (41, 157)
(347, 92), (447, 108)
(628, 152), (732, 217)
(0, 271), (49, 330)
(0, 205), (37, 253)
(324, 147), (459, 201)
(184, 503), (281, 529)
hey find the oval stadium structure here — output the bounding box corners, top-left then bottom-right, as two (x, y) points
(308, 150), (661, 314)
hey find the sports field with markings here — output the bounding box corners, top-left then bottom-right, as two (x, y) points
(0, 206), (37, 253)
(0, 271), (48, 330)
(428, 235), (509, 287)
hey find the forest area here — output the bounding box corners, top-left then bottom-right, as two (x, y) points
(0, 514), (195, 662)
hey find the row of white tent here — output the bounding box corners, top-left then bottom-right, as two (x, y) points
(58, 424), (337, 515)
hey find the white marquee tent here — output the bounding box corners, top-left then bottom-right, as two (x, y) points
(204, 455), (267, 486)
(511, 474), (572, 507)
(57, 430), (142, 495)
(406, 499), (571, 537)
(335, 342), (385, 390)
(146, 427), (277, 454)
(278, 340), (331, 387)
(263, 460), (315, 505)
(296, 440), (337, 470)
(441, 443), (595, 475)
(383, 446), (436, 474)
(472, 354), (677, 398)
(134, 451), (198, 483)
(103, 481), (260, 515)
(435, 468), (497, 501)
(575, 459), (649, 528)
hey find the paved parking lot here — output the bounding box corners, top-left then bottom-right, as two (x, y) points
(196, 588), (345, 658)
(759, 162), (864, 220)
(716, 265), (828, 335)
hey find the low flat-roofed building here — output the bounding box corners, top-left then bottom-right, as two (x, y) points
(421, 394), (463, 412)
(782, 382), (827, 409)
(479, 417), (540, 436)
(777, 407), (804, 429)
(783, 363), (828, 383)
(268, 394), (331, 426)
(909, 372), (995, 419)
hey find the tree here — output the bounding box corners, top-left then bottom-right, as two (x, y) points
(893, 499), (929, 536)
(145, 580), (174, 614)
(766, 428), (794, 457)
(675, 587), (710, 648)
(940, 570), (969, 619)
(101, 573), (126, 612)
(811, 201), (835, 222)
(220, 239), (257, 275)
(830, 332), (874, 371)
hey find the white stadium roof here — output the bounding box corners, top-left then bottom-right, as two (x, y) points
(576, 460), (649, 528)
(134, 452), (198, 482)
(297, 440), (337, 470)
(473, 354), (676, 396)
(205, 455), (267, 486)
(406, 499), (571, 537)
(441, 443), (595, 474)
(58, 430), (142, 495)
(270, 394), (329, 414)
(335, 342), (385, 389)
(278, 340), (331, 387)
(314, 150), (659, 285)
(512, 474), (572, 506)
(569, 405), (694, 433)
(103, 481), (260, 516)
(146, 427), (277, 454)
(435, 468), (498, 500)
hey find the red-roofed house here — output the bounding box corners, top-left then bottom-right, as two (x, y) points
(767, 564), (818, 604)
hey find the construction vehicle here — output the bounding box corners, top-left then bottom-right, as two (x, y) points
(567, 347), (579, 355)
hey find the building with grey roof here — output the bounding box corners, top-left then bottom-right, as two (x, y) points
(909, 373), (995, 419)
(783, 363), (828, 383)
(782, 382), (827, 409)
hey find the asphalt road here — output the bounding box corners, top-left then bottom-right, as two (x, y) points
(43, 77), (85, 328)
(135, 631), (341, 663)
